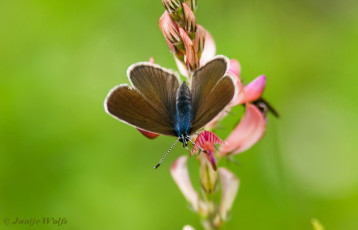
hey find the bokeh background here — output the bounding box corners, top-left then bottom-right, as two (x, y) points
(1, 0), (358, 229)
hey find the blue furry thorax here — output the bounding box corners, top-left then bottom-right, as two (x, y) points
(174, 82), (192, 137)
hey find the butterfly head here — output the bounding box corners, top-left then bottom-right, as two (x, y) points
(178, 134), (190, 148)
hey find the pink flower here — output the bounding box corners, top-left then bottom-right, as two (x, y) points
(218, 168), (240, 221)
(214, 59), (269, 155)
(227, 59), (266, 106)
(170, 156), (202, 212)
(240, 75), (266, 105)
(191, 131), (224, 170)
(219, 103), (266, 155)
(228, 60), (245, 106)
(228, 59), (241, 78)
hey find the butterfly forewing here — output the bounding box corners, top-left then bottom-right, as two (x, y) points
(105, 85), (177, 136)
(190, 75), (236, 133)
(128, 63), (180, 121)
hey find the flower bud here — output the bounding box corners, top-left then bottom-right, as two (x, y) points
(159, 11), (181, 44)
(162, 0), (181, 14)
(182, 3), (197, 33)
(184, 0), (197, 11)
(200, 153), (218, 193)
(194, 25), (206, 57)
(179, 27), (199, 71)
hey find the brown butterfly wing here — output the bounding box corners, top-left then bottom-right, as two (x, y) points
(190, 56), (229, 120)
(128, 63), (180, 122)
(105, 84), (177, 136)
(190, 56), (236, 133)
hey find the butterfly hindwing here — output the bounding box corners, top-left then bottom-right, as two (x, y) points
(105, 84), (177, 136)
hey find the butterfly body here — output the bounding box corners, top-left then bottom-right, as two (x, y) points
(174, 82), (192, 147)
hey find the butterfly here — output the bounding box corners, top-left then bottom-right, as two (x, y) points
(104, 55), (237, 168)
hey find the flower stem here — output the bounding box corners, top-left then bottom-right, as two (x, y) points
(199, 155), (220, 230)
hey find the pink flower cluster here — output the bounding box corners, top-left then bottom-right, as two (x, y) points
(139, 1), (275, 228)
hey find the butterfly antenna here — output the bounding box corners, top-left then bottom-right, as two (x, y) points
(154, 139), (179, 169)
(184, 146), (191, 154)
(187, 137), (209, 154)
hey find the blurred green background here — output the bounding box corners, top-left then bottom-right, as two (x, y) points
(1, 0), (358, 229)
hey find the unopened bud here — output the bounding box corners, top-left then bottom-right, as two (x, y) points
(182, 3), (197, 33)
(179, 27), (198, 71)
(162, 0), (181, 14)
(159, 11), (181, 44)
(199, 153), (218, 193)
(194, 24), (206, 57)
(184, 0), (197, 11)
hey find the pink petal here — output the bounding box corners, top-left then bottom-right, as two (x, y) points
(231, 74), (245, 107)
(166, 37), (176, 54)
(241, 75), (266, 103)
(149, 57), (155, 64)
(228, 59), (241, 78)
(191, 131), (224, 155)
(219, 104), (266, 155)
(202, 142), (218, 171)
(171, 156), (200, 211)
(137, 128), (159, 139)
(218, 168), (240, 221)
(199, 29), (216, 66)
(225, 60), (245, 106)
